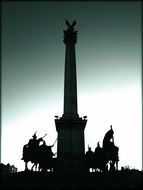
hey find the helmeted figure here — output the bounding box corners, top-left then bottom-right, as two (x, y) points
(28, 132), (43, 149)
(23, 132), (43, 162)
(94, 142), (103, 164)
(85, 147), (94, 171)
(86, 147), (94, 157)
(39, 141), (55, 172)
(93, 142), (106, 172)
(94, 142), (101, 155)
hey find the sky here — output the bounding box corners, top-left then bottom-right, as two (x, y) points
(1, 1), (142, 171)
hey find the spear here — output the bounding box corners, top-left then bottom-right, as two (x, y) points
(42, 133), (47, 138)
(40, 133), (47, 139)
(52, 137), (58, 147)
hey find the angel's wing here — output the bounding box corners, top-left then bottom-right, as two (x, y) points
(72, 20), (76, 27)
(65, 19), (70, 27)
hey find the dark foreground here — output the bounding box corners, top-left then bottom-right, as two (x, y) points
(1, 170), (143, 189)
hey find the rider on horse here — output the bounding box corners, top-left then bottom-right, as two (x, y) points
(22, 133), (56, 171)
(102, 125), (119, 170)
(40, 141), (55, 158)
(22, 132), (45, 161)
(28, 132), (43, 149)
(85, 126), (119, 172)
(103, 125), (115, 152)
(38, 140), (55, 171)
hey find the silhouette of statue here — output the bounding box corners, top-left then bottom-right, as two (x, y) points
(28, 132), (44, 151)
(65, 19), (76, 31)
(85, 147), (94, 172)
(109, 161), (115, 172)
(22, 133), (57, 172)
(94, 142), (101, 155)
(39, 141), (55, 172)
(102, 126), (119, 171)
(63, 20), (77, 44)
(103, 125), (114, 152)
(93, 142), (107, 172)
(85, 126), (119, 173)
(22, 132), (47, 170)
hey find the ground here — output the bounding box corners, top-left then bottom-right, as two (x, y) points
(1, 170), (143, 189)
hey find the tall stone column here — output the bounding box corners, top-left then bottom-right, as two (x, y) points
(63, 21), (78, 119)
(55, 20), (87, 173)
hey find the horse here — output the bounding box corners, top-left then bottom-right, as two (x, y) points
(85, 146), (107, 172)
(85, 148), (95, 172)
(85, 145), (119, 172)
(22, 143), (54, 172)
(38, 144), (55, 172)
(21, 144), (39, 171)
(90, 147), (108, 172)
(104, 145), (119, 171)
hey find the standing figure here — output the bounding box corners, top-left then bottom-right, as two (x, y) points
(94, 142), (101, 155)
(94, 142), (106, 172)
(85, 147), (94, 172)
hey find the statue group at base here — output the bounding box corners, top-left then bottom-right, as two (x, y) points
(22, 126), (119, 173)
(22, 132), (55, 172)
(85, 125), (119, 172)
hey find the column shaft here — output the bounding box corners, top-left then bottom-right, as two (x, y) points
(63, 42), (78, 118)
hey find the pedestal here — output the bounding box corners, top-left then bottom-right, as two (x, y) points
(55, 117), (87, 173)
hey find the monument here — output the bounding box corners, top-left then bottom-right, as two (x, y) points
(55, 20), (87, 173)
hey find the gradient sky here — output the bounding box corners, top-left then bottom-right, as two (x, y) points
(2, 1), (142, 171)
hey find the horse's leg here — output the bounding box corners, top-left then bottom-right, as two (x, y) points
(34, 163), (37, 171)
(35, 163), (38, 171)
(113, 161), (116, 171)
(31, 163), (36, 171)
(38, 165), (40, 171)
(31, 164), (33, 171)
(25, 161), (29, 170)
(116, 161), (118, 170)
(36, 163), (39, 171)
(25, 162), (27, 170)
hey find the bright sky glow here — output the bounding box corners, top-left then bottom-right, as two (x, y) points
(2, 84), (142, 171)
